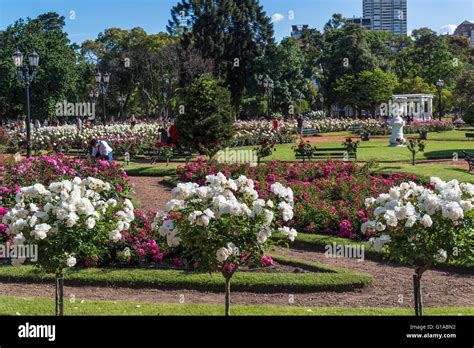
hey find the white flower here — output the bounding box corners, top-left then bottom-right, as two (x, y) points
(109, 230), (122, 242)
(66, 256), (77, 268)
(85, 217), (96, 229)
(278, 226), (297, 242)
(442, 202), (464, 221)
(420, 214), (433, 228)
(435, 249), (447, 263)
(216, 247), (230, 262)
(31, 223), (51, 240)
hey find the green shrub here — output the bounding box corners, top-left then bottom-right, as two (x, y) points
(463, 104), (474, 125)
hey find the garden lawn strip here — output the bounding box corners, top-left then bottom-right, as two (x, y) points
(0, 261), (372, 293)
(0, 296), (473, 316)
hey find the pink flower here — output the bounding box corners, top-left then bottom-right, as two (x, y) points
(117, 184), (123, 191)
(261, 255), (274, 266)
(224, 262), (234, 273)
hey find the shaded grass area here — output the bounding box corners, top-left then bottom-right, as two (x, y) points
(1, 296), (472, 316)
(0, 256), (373, 293)
(273, 233), (474, 270)
(375, 163), (474, 183)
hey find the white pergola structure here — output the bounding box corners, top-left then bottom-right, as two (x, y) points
(390, 94), (433, 120)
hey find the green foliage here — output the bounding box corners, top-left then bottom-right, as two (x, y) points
(177, 74), (234, 158)
(168, 0), (275, 112)
(253, 139), (276, 164)
(407, 139), (426, 165)
(464, 104), (474, 125)
(334, 69), (398, 116)
(0, 12), (92, 120)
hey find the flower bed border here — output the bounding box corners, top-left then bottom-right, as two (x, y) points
(0, 255), (373, 293)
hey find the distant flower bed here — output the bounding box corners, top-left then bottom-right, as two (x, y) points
(0, 154), (131, 208)
(176, 159), (416, 240)
(7, 119), (456, 153)
(362, 120), (454, 136)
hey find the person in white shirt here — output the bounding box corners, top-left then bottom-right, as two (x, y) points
(90, 139), (113, 162)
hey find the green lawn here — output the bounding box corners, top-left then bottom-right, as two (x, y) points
(0, 256), (372, 293)
(1, 296), (472, 316)
(119, 162), (178, 176)
(376, 163), (474, 183)
(235, 139), (473, 162)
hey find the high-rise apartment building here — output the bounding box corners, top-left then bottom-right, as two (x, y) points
(454, 21), (474, 46)
(363, 0), (407, 35)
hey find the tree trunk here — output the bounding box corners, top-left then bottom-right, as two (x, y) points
(225, 276), (231, 317)
(55, 271), (64, 316)
(413, 263), (430, 316)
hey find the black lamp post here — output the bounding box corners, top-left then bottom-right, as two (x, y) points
(117, 95), (126, 121)
(263, 77), (274, 119)
(436, 79), (444, 120)
(95, 72), (110, 126)
(12, 48), (39, 158)
(88, 90), (99, 122)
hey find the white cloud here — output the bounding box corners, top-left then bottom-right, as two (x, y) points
(271, 13), (285, 23)
(439, 24), (457, 34)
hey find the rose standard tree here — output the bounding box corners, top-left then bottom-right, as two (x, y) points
(152, 173), (297, 316)
(362, 178), (473, 316)
(2, 177), (134, 316)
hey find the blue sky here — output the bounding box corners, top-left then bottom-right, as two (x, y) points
(1, 0), (473, 44)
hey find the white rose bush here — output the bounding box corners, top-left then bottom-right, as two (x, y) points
(2, 177), (134, 316)
(152, 172), (297, 316)
(362, 177), (474, 316)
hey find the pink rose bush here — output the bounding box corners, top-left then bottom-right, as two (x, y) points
(177, 159), (415, 240)
(151, 172), (297, 315)
(0, 154), (131, 208)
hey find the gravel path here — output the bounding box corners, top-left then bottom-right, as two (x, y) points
(128, 176), (173, 212)
(0, 246), (472, 307)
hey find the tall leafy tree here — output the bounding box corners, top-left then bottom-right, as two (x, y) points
(0, 12), (87, 120)
(255, 37), (311, 115)
(168, 0), (275, 114)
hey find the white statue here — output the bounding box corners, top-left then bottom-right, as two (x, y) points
(389, 115), (406, 147)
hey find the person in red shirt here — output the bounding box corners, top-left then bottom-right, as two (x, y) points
(272, 117), (279, 131)
(169, 123), (178, 145)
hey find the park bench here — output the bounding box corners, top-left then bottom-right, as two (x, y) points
(466, 133), (474, 140)
(295, 147), (357, 162)
(462, 151), (474, 173)
(301, 128), (318, 137)
(150, 149), (193, 165)
(348, 125), (362, 132)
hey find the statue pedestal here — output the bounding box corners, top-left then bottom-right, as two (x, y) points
(389, 115), (406, 147)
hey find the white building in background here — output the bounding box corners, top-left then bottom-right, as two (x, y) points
(363, 0), (408, 35)
(388, 94), (433, 120)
